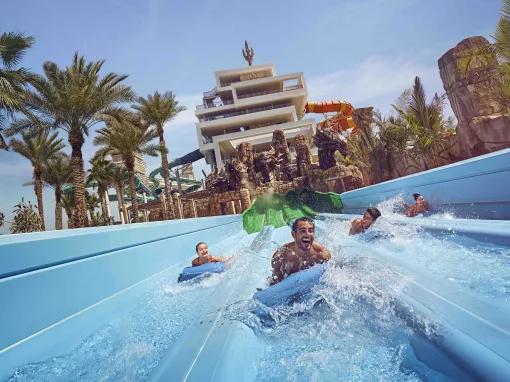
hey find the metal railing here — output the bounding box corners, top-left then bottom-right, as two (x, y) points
(200, 103), (293, 122)
(237, 84), (303, 99)
(196, 99), (234, 111)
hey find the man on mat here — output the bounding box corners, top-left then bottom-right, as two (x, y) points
(191, 242), (224, 266)
(270, 217), (331, 285)
(404, 193), (429, 217)
(349, 207), (382, 235)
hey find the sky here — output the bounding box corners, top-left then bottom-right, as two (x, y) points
(0, 0), (502, 232)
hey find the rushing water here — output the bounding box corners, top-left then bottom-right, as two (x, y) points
(7, 202), (510, 381)
(327, 196), (510, 303)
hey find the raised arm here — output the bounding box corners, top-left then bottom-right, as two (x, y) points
(349, 218), (363, 235)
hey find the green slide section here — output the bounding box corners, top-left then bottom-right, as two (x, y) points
(242, 189), (343, 234)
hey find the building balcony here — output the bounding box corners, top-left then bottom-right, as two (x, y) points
(237, 84), (303, 99)
(199, 103), (293, 123)
(196, 99), (234, 111)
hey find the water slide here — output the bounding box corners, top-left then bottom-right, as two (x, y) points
(148, 149), (204, 180)
(304, 100), (357, 132)
(1, 149), (510, 381)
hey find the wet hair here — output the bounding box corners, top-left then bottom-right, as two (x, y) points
(412, 193), (422, 200)
(366, 207), (381, 221)
(195, 242), (207, 253)
(291, 216), (315, 232)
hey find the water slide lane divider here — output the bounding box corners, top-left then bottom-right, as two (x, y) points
(149, 227), (274, 382)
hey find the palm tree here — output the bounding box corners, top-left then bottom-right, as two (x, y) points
(42, 155), (72, 230)
(10, 53), (134, 227)
(61, 191), (75, 228)
(110, 165), (129, 223)
(393, 77), (455, 169)
(85, 192), (100, 222)
(133, 92), (185, 219)
(10, 130), (65, 230)
(0, 32), (35, 150)
(94, 113), (159, 223)
(496, 0), (510, 109)
(87, 156), (115, 219)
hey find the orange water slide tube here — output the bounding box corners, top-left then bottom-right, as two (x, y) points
(305, 101), (357, 133)
(322, 113), (357, 132)
(304, 101), (354, 116)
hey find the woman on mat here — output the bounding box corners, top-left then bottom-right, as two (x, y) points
(404, 193), (429, 217)
(191, 242), (231, 266)
(349, 207), (382, 235)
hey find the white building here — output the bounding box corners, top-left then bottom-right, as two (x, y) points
(195, 64), (315, 170)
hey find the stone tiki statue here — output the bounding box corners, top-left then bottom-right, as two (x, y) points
(254, 149), (277, 184)
(313, 126), (348, 170)
(438, 36), (510, 158)
(293, 134), (312, 177)
(236, 142), (257, 187)
(271, 129), (293, 181)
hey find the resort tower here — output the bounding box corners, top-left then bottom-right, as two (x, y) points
(195, 64), (315, 170)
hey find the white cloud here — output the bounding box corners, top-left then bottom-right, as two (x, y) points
(163, 93), (203, 132)
(307, 56), (446, 115)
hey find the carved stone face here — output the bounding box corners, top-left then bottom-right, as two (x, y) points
(272, 129), (286, 145)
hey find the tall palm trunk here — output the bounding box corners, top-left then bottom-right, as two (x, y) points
(157, 124), (175, 219)
(70, 133), (88, 227)
(99, 186), (108, 217)
(88, 207), (96, 221)
(127, 165), (138, 223)
(65, 209), (73, 228)
(33, 165), (45, 230)
(115, 183), (126, 223)
(54, 185), (63, 230)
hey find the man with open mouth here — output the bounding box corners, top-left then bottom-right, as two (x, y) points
(270, 217), (331, 285)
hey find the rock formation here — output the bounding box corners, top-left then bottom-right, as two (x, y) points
(438, 36), (510, 158)
(313, 126), (348, 170)
(271, 129), (293, 181)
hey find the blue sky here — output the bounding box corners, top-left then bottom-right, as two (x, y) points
(0, 0), (502, 231)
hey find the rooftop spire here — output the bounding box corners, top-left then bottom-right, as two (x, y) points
(242, 40), (255, 66)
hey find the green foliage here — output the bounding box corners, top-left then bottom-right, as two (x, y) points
(9, 130), (65, 168)
(94, 113), (160, 166)
(43, 154), (72, 190)
(10, 199), (43, 234)
(0, 32), (35, 150)
(133, 91), (186, 134)
(85, 192), (100, 217)
(496, 0), (510, 109)
(347, 76), (455, 183)
(90, 214), (114, 227)
(242, 189), (342, 234)
(87, 157), (115, 193)
(15, 53), (135, 139)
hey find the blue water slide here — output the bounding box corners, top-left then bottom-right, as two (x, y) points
(1, 150), (510, 380)
(0, 216), (241, 380)
(340, 148), (510, 219)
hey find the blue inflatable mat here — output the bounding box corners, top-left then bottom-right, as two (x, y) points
(254, 263), (327, 307)
(177, 262), (225, 282)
